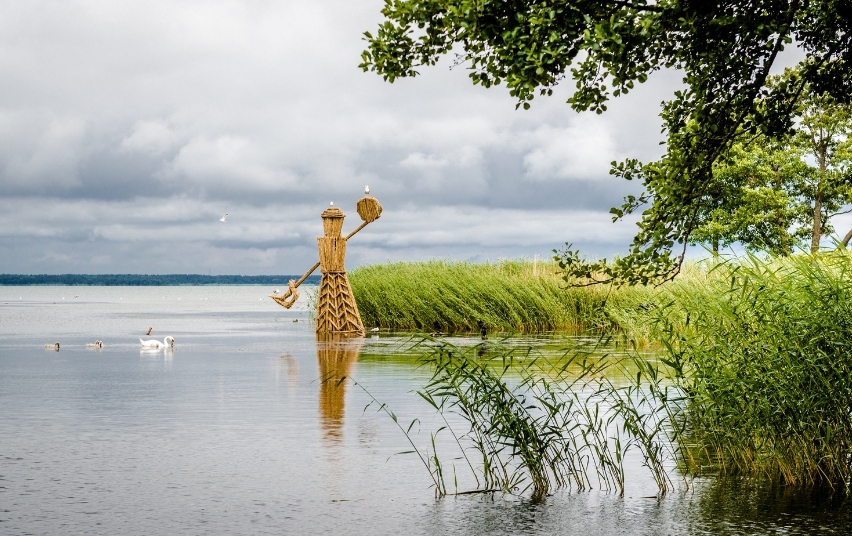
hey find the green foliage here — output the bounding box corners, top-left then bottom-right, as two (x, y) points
(362, 1), (852, 283)
(349, 259), (653, 332)
(687, 69), (852, 255)
(411, 339), (673, 498)
(793, 76), (852, 251)
(634, 252), (852, 488)
(688, 139), (812, 255)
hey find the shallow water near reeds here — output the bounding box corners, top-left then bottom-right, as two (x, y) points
(1, 285), (850, 535)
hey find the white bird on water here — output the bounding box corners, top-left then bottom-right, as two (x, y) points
(220, 213), (228, 222)
(365, 185), (370, 195)
(140, 336), (175, 349)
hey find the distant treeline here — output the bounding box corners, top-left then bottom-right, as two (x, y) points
(0, 274), (321, 286)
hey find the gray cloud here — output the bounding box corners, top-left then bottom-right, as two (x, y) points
(0, 0), (685, 274)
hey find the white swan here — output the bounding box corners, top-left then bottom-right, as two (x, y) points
(140, 336), (175, 349)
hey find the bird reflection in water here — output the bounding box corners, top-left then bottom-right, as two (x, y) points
(276, 353), (299, 391)
(316, 334), (362, 442)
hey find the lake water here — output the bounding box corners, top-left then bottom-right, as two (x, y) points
(1, 285), (850, 535)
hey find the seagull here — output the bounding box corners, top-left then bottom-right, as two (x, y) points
(365, 185), (370, 195)
(273, 288), (280, 294)
(329, 201), (334, 206)
(220, 213), (228, 222)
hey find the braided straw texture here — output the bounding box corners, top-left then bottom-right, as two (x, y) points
(315, 272), (364, 335)
(356, 196), (382, 223)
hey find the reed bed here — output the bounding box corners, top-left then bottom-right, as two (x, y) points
(349, 259), (653, 333)
(353, 254), (852, 492)
(355, 338), (675, 499)
(636, 251), (852, 489)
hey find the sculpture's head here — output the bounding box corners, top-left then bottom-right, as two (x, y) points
(321, 206), (345, 237)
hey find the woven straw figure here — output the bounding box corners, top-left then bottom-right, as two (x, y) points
(271, 195), (382, 337)
(315, 206), (363, 334)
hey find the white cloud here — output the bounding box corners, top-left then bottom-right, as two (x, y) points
(159, 135), (297, 191)
(0, 0), (683, 274)
(0, 113), (87, 188)
(522, 120), (618, 181)
(120, 120), (182, 156)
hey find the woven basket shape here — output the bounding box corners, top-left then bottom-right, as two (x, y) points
(356, 196), (382, 223)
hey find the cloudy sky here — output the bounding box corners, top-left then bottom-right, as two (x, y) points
(0, 1), (807, 275)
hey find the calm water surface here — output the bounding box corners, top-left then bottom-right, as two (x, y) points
(1, 286), (850, 535)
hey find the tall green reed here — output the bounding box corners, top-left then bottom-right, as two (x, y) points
(639, 251), (852, 489)
(349, 259), (649, 333)
(402, 338), (675, 498)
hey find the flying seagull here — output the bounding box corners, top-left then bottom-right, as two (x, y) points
(365, 185), (370, 195)
(220, 213), (228, 222)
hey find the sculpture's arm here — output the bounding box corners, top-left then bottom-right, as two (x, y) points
(344, 221), (370, 241)
(270, 261), (320, 309)
(292, 261), (321, 286)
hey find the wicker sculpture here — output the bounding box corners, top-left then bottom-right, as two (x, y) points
(271, 193), (382, 337)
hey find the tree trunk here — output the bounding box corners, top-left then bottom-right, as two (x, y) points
(712, 236), (719, 256)
(811, 150), (826, 253)
(774, 168), (789, 256)
(811, 193), (822, 253)
(842, 228), (852, 248)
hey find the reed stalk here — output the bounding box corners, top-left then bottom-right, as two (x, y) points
(409, 338), (675, 498)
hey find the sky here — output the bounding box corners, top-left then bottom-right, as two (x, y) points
(0, 0), (828, 275)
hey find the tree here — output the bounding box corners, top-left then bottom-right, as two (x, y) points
(689, 72), (852, 255)
(793, 86), (852, 251)
(689, 139), (810, 256)
(360, 0), (852, 284)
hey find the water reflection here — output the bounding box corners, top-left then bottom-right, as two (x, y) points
(316, 334), (362, 442)
(139, 347), (174, 371)
(684, 478), (852, 534)
(276, 352), (299, 391)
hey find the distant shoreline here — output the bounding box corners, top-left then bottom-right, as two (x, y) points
(0, 274), (321, 286)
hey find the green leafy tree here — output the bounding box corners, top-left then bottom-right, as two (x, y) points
(689, 139), (811, 256)
(690, 73), (852, 255)
(792, 86), (852, 251)
(361, 0), (852, 283)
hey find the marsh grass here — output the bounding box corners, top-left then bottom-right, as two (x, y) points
(370, 338), (677, 499)
(349, 259), (655, 333)
(634, 251), (852, 490)
(350, 253), (852, 493)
